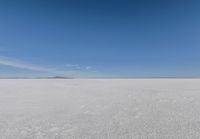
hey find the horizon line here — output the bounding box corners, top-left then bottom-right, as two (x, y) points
(1, 76), (200, 79)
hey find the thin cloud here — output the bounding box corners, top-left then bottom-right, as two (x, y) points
(65, 64), (98, 72)
(85, 66), (98, 72)
(0, 56), (97, 76)
(0, 56), (68, 74)
(86, 66), (92, 70)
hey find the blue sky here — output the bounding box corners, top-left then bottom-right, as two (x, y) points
(0, 0), (200, 77)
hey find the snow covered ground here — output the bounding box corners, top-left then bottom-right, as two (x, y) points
(0, 79), (200, 139)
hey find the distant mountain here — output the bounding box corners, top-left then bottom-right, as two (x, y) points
(0, 76), (73, 79)
(47, 76), (73, 79)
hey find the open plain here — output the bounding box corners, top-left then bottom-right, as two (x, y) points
(0, 79), (200, 139)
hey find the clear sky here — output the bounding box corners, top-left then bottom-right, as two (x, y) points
(0, 0), (200, 77)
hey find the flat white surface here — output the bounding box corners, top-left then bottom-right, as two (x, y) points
(0, 79), (200, 139)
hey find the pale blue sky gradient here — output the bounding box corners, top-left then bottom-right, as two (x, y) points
(0, 0), (200, 77)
